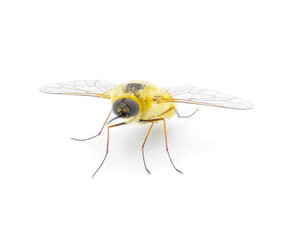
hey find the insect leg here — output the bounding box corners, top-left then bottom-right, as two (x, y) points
(157, 118), (183, 174)
(141, 121), (155, 174)
(91, 122), (126, 177)
(157, 106), (175, 118)
(175, 108), (199, 118)
(71, 111), (112, 141)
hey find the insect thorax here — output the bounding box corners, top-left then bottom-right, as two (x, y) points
(125, 83), (146, 93)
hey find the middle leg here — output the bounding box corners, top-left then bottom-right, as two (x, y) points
(140, 118), (183, 174)
(175, 108), (199, 118)
(141, 121), (155, 174)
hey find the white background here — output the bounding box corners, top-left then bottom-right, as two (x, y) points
(0, 0), (284, 239)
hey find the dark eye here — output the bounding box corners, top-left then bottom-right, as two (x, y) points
(112, 98), (140, 117)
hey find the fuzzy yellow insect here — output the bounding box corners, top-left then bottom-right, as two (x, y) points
(111, 80), (176, 122)
(40, 80), (252, 176)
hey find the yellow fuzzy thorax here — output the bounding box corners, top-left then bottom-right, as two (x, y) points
(110, 80), (176, 123)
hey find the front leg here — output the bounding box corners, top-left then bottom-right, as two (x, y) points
(71, 111), (112, 141)
(92, 122), (126, 177)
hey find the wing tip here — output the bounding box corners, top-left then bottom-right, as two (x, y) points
(39, 85), (48, 93)
(227, 102), (253, 110)
(40, 84), (53, 94)
(39, 83), (62, 94)
(241, 101), (254, 110)
(40, 87), (47, 93)
(246, 104), (254, 110)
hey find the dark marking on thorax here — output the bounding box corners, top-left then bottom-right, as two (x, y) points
(126, 83), (146, 93)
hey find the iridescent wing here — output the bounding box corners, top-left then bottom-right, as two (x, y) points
(40, 80), (115, 99)
(160, 85), (253, 110)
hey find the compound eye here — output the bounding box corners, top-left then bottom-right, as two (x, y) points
(112, 98), (140, 117)
(125, 98), (140, 117)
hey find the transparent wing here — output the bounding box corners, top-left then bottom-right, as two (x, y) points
(160, 85), (253, 110)
(40, 80), (115, 99)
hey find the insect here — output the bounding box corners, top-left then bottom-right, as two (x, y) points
(40, 80), (252, 176)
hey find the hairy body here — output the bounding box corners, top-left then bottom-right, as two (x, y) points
(110, 80), (176, 123)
